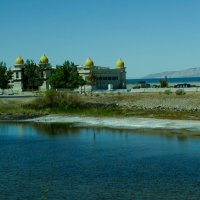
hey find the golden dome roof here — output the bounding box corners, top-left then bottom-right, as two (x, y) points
(15, 56), (24, 65)
(39, 54), (49, 64)
(84, 57), (94, 67)
(116, 58), (125, 68)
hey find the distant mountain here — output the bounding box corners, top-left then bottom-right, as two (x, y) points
(143, 67), (200, 78)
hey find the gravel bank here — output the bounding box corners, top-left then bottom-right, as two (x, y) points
(86, 93), (200, 112)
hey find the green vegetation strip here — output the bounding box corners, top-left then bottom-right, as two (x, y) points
(1, 90), (200, 120)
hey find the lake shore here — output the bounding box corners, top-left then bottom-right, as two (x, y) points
(21, 114), (200, 133)
(1, 92), (200, 121)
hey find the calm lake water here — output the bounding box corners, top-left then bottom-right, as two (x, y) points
(1, 123), (200, 200)
(127, 77), (200, 84)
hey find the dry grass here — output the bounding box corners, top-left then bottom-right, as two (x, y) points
(0, 98), (34, 105)
(77, 92), (200, 120)
(82, 92), (200, 106)
(1, 92), (200, 120)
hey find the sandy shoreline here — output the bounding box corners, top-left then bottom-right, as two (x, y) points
(23, 115), (200, 132)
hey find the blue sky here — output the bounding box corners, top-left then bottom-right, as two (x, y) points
(0, 0), (200, 78)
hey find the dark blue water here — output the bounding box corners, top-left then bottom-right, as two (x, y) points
(1, 123), (200, 200)
(127, 77), (200, 84)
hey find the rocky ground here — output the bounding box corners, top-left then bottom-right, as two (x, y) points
(85, 92), (200, 112)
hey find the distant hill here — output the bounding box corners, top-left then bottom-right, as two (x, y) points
(143, 67), (200, 78)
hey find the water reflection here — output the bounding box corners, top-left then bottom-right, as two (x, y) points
(31, 122), (82, 136)
(127, 128), (200, 142)
(18, 124), (25, 136)
(31, 123), (200, 143)
(1, 122), (200, 142)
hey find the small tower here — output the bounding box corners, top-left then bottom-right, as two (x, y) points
(39, 54), (51, 90)
(12, 56), (25, 91)
(116, 58), (126, 89)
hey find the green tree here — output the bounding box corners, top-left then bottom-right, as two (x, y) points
(159, 79), (168, 88)
(23, 60), (44, 90)
(49, 60), (85, 89)
(86, 71), (96, 86)
(0, 62), (13, 93)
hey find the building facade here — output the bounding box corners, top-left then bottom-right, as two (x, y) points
(11, 55), (126, 92)
(12, 55), (51, 91)
(78, 57), (126, 90)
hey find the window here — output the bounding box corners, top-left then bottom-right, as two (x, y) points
(112, 76), (118, 80)
(41, 71), (44, 78)
(16, 72), (19, 79)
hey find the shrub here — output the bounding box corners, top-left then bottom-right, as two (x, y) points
(176, 89), (185, 95)
(164, 89), (172, 95)
(159, 79), (168, 88)
(25, 90), (83, 110)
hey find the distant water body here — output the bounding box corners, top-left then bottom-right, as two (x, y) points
(127, 77), (200, 85)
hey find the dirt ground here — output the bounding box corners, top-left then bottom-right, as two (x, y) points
(83, 92), (200, 111)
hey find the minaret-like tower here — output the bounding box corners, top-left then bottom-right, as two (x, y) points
(116, 58), (126, 89)
(38, 54), (51, 90)
(12, 56), (25, 91)
(81, 57), (94, 81)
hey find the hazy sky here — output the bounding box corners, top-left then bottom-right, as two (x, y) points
(1, 0), (200, 78)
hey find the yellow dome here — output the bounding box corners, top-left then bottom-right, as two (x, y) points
(84, 57), (94, 67)
(15, 56), (24, 65)
(40, 54), (49, 64)
(116, 58), (125, 68)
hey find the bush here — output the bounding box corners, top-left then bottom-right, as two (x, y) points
(164, 89), (172, 95)
(25, 90), (83, 110)
(159, 79), (168, 88)
(176, 89), (185, 95)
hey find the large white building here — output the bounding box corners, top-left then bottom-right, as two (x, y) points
(11, 55), (126, 92)
(78, 57), (126, 90)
